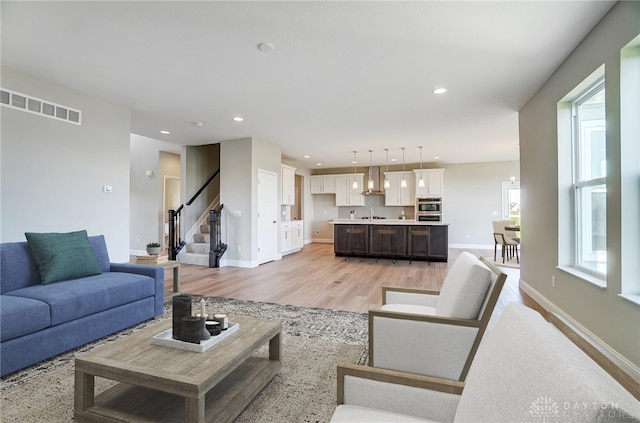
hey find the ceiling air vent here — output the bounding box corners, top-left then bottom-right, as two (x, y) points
(0, 87), (81, 125)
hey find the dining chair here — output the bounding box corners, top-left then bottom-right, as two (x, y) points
(492, 220), (519, 263)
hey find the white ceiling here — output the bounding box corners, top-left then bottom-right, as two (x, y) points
(1, 1), (616, 168)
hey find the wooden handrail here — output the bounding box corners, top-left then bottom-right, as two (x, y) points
(168, 168), (220, 260)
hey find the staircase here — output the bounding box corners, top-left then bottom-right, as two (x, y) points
(177, 223), (211, 266)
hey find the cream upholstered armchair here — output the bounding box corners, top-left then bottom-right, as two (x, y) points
(332, 303), (640, 422)
(368, 252), (507, 382)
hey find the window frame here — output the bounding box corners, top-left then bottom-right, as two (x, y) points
(563, 75), (608, 284)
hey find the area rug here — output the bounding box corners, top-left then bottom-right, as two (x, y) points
(1, 296), (368, 422)
(482, 255), (520, 269)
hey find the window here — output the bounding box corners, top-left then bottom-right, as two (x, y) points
(571, 79), (607, 277)
(620, 35), (640, 303)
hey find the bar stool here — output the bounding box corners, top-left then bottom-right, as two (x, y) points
(377, 229), (397, 263)
(408, 228), (430, 265)
(346, 228), (367, 261)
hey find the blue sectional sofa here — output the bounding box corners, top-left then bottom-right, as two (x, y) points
(0, 234), (164, 377)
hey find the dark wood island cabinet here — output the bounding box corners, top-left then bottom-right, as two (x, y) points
(333, 220), (448, 262)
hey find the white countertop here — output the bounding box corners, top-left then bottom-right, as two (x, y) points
(331, 219), (448, 226)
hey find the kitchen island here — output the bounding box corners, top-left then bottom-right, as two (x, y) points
(332, 219), (449, 262)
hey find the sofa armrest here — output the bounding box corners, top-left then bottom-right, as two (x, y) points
(336, 362), (462, 422)
(382, 286), (440, 306)
(110, 263), (164, 316)
(369, 309), (480, 380)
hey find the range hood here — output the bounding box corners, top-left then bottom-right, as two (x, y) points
(363, 166), (385, 195)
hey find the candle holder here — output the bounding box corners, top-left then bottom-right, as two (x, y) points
(172, 295), (192, 341)
(205, 320), (221, 336)
(180, 316), (202, 344)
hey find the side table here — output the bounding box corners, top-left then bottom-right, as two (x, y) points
(130, 259), (181, 293)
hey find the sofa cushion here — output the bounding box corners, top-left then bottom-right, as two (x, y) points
(435, 252), (491, 319)
(25, 230), (102, 284)
(5, 272), (156, 326)
(0, 296), (51, 342)
(455, 303), (640, 422)
(0, 242), (42, 293)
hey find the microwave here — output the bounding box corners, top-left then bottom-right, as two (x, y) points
(416, 197), (442, 214)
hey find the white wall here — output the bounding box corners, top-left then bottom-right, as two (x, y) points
(444, 161), (519, 248)
(129, 134), (180, 253)
(1, 67), (131, 262)
(519, 1), (640, 369)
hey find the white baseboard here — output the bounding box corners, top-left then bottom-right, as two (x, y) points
(449, 243), (494, 250)
(311, 238), (333, 244)
(218, 258), (257, 268)
(519, 278), (640, 384)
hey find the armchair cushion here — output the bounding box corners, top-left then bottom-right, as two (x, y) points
(435, 252), (491, 319)
(381, 304), (436, 315)
(332, 405), (435, 422)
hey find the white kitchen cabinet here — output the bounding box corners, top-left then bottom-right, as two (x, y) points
(292, 221), (304, 250)
(335, 174), (365, 206)
(281, 220), (304, 255)
(281, 165), (296, 205)
(414, 169), (444, 197)
(384, 171), (415, 206)
(310, 175), (337, 194)
(280, 221), (292, 253)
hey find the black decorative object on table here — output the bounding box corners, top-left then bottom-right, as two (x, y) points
(172, 294), (192, 341)
(206, 320), (221, 336)
(199, 317), (211, 340)
(180, 316), (202, 344)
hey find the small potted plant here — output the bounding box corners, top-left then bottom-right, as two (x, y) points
(146, 242), (162, 255)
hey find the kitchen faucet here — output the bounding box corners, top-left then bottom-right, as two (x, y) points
(370, 208), (374, 220)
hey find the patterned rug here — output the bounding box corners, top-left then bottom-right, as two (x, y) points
(1, 296), (368, 422)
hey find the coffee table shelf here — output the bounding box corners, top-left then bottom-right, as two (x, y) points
(74, 315), (281, 423)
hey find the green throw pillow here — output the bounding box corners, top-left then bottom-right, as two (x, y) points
(25, 230), (102, 284)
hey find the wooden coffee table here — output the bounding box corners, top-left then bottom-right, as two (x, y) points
(74, 314), (281, 422)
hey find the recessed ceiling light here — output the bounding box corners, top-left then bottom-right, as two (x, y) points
(433, 87), (447, 95)
(316, 163), (322, 166)
(391, 158), (397, 162)
(160, 130), (170, 135)
(194, 122), (204, 127)
(303, 155), (310, 159)
(434, 156), (440, 160)
(257, 42), (274, 52)
(233, 116), (244, 122)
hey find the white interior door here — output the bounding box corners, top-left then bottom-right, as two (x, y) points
(257, 169), (278, 264)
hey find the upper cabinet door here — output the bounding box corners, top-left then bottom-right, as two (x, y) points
(384, 171), (415, 206)
(335, 174), (364, 206)
(414, 169), (444, 197)
(281, 165), (296, 205)
(310, 175), (337, 194)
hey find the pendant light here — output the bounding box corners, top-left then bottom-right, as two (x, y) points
(418, 146), (425, 188)
(384, 148), (390, 189)
(400, 147), (407, 188)
(367, 150), (374, 191)
(352, 151), (358, 190)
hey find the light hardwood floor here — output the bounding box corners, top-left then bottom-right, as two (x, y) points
(163, 243), (537, 318)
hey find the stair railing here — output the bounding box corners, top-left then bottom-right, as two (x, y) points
(168, 168), (220, 261)
(209, 204), (227, 268)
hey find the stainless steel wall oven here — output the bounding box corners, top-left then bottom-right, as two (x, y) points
(416, 197), (442, 221)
